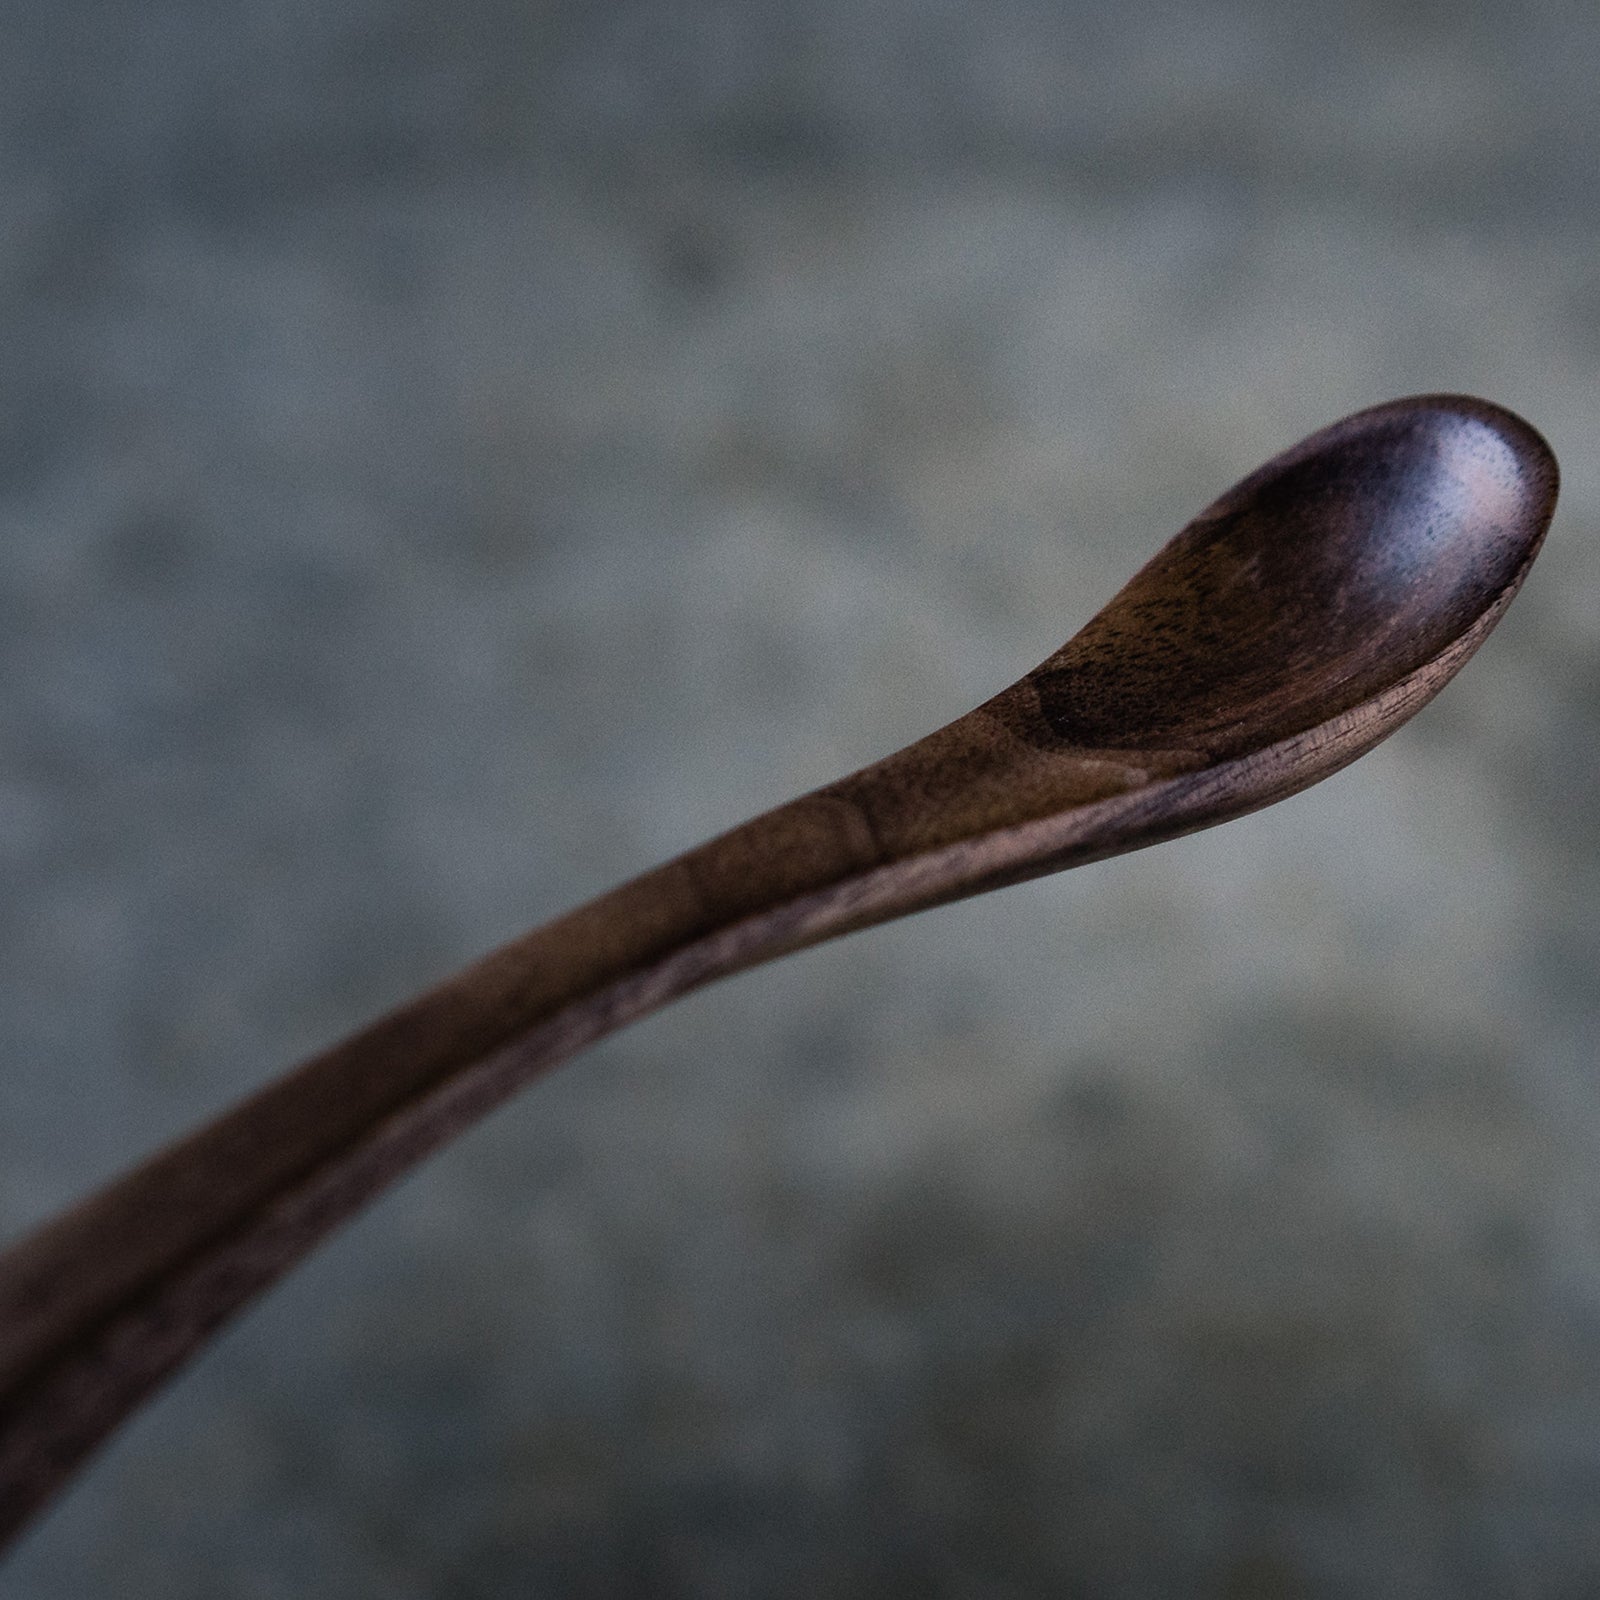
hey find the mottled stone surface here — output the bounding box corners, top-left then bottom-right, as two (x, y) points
(3, 2), (1599, 1593)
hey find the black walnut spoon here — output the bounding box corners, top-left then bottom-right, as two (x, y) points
(0, 394), (1558, 1548)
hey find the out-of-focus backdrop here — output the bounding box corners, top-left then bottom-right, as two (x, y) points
(3, 2), (1598, 1594)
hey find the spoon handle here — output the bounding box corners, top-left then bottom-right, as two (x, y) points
(0, 703), (1143, 1547)
(0, 802), (828, 1543)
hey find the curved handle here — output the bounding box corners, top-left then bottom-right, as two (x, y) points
(0, 802), (839, 1544)
(0, 692), (1159, 1548)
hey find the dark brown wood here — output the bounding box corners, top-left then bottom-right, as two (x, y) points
(0, 394), (1558, 1549)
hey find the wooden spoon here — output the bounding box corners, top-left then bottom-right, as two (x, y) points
(0, 393), (1558, 1548)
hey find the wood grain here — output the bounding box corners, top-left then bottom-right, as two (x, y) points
(0, 394), (1558, 1549)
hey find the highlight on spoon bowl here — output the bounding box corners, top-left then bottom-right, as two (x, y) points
(0, 394), (1559, 1555)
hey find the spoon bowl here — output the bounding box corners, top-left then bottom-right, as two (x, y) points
(1038, 394), (1551, 755)
(0, 393), (1558, 1551)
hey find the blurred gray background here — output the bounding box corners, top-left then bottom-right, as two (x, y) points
(2, 1), (1598, 1594)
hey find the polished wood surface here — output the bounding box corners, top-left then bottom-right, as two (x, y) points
(0, 395), (1558, 1547)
